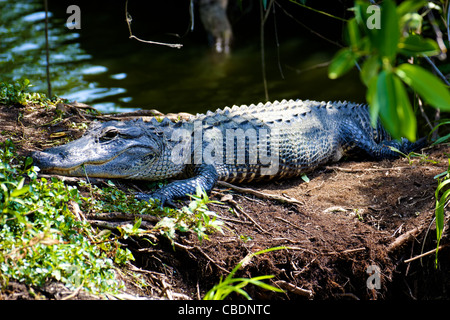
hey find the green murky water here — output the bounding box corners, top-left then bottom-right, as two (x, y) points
(1, 0), (365, 114)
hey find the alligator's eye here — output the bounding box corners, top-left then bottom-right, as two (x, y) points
(99, 128), (119, 142)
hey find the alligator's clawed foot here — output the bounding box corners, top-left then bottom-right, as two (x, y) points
(135, 192), (177, 208)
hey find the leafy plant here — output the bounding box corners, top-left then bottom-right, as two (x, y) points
(328, 0), (450, 266)
(203, 246), (285, 300)
(328, 0), (450, 141)
(0, 140), (127, 294)
(434, 159), (450, 266)
(81, 182), (224, 244)
(0, 79), (53, 106)
(154, 186), (224, 243)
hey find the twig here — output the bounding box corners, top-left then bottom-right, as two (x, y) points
(276, 2), (343, 48)
(427, 11), (447, 61)
(447, 2), (450, 43)
(387, 225), (424, 253)
(227, 196), (269, 234)
(324, 247), (366, 256)
(125, 0), (182, 49)
(174, 241), (231, 274)
(88, 220), (130, 230)
(274, 216), (303, 230)
(87, 211), (160, 223)
(404, 244), (448, 263)
(416, 96), (434, 133)
(325, 165), (440, 173)
(61, 282), (85, 300)
(274, 280), (313, 299)
(44, 0), (52, 97)
(260, 0), (275, 101)
(217, 180), (304, 205)
(424, 56), (450, 85)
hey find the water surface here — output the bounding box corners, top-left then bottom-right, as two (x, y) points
(1, 0), (365, 114)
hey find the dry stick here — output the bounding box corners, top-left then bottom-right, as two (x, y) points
(174, 241), (231, 274)
(387, 225), (424, 253)
(325, 165), (441, 173)
(275, 1), (343, 48)
(227, 197), (269, 234)
(217, 180), (303, 205)
(274, 280), (313, 299)
(87, 211), (160, 223)
(125, 0), (182, 49)
(260, 0), (275, 101)
(324, 247), (366, 256)
(44, 0), (52, 97)
(404, 244), (448, 263)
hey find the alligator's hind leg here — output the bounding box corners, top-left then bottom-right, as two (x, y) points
(136, 164), (219, 207)
(342, 126), (427, 160)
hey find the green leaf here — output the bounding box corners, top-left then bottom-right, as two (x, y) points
(11, 185), (30, 198)
(378, 0), (399, 60)
(346, 18), (361, 51)
(396, 63), (450, 110)
(398, 35), (440, 57)
(370, 70), (417, 140)
(366, 75), (379, 126)
(360, 55), (381, 86)
(392, 75), (417, 141)
(374, 70), (400, 138)
(328, 48), (356, 79)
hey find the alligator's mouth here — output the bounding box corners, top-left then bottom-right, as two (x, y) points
(32, 146), (155, 179)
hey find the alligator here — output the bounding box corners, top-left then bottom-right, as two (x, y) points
(32, 99), (425, 206)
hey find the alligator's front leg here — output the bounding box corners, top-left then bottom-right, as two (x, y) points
(136, 164), (219, 207)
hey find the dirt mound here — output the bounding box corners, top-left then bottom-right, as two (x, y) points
(1, 102), (449, 300)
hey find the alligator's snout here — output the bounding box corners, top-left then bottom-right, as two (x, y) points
(31, 150), (54, 170)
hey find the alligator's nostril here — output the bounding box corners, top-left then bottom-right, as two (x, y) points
(58, 151), (67, 160)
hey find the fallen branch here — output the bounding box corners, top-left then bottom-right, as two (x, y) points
(217, 181), (303, 205)
(325, 165), (440, 173)
(274, 280), (313, 299)
(387, 225), (424, 253)
(88, 219), (154, 230)
(224, 197), (269, 234)
(404, 244), (448, 263)
(87, 211), (160, 224)
(324, 247), (366, 256)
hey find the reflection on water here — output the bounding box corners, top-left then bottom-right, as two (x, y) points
(1, 0), (365, 114)
(0, 0), (134, 112)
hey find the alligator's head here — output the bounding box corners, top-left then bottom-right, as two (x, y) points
(32, 119), (165, 180)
